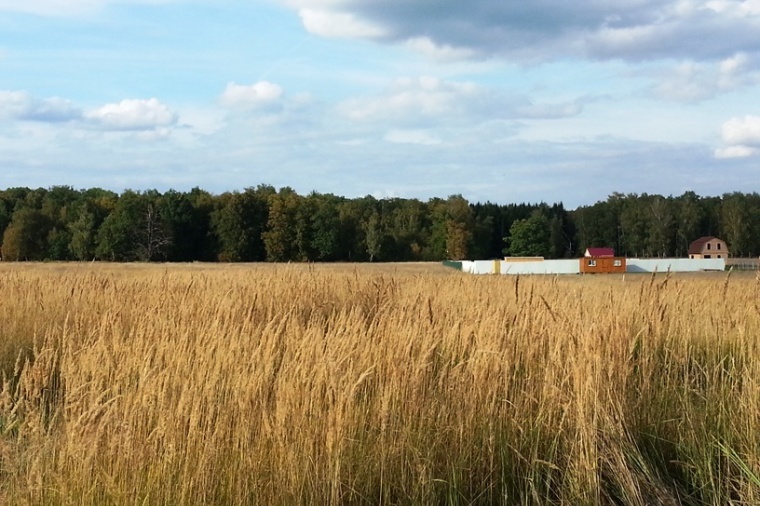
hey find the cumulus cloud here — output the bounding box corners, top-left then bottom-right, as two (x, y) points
(515, 101), (584, 119)
(0, 91), (81, 122)
(85, 98), (177, 131)
(299, 8), (386, 38)
(384, 129), (441, 145)
(721, 115), (760, 145)
(281, 0), (760, 65)
(653, 53), (760, 101)
(0, 0), (174, 16)
(339, 77), (480, 122)
(337, 76), (583, 125)
(0, 91), (178, 134)
(219, 81), (284, 108)
(715, 145), (758, 158)
(714, 114), (760, 158)
(404, 37), (477, 62)
(0, 0), (99, 16)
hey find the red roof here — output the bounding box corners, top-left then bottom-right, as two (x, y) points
(585, 247), (615, 257)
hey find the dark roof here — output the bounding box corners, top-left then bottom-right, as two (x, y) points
(688, 236), (719, 255)
(586, 247), (615, 257)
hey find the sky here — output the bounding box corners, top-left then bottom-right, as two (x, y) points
(1, 0), (760, 207)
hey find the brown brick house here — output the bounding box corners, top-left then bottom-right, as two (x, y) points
(688, 236), (729, 259)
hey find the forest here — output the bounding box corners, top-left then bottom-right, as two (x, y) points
(0, 185), (759, 262)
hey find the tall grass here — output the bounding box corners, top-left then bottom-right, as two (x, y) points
(1, 263), (759, 505)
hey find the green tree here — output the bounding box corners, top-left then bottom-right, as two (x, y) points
(548, 203), (574, 258)
(68, 204), (98, 260)
(336, 197), (373, 262)
(425, 198), (448, 260)
(470, 213), (495, 259)
(721, 192), (750, 256)
(263, 188), (300, 262)
(136, 201), (171, 261)
(364, 210), (382, 262)
(47, 227), (72, 260)
(444, 195), (474, 260)
(186, 187), (216, 261)
(1, 208), (51, 261)
(95, 190), (163, 261)
(0, 196), (12, 244)
(211, 186), (273, 262)
(387, 198), (428, 260)
(571, 200), (618, 255)
(674, 191), (704, 257)
(647, 195), (674, 257)
(160, 189), (213, 262)
(504, 211), (551, 257)
(619, 194), (649, 257)
(308, 193), (343, 261)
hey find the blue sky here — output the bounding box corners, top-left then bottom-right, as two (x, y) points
(2, 0), (760, 207)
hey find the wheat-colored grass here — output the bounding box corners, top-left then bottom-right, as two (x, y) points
(0, 263), (759, 505)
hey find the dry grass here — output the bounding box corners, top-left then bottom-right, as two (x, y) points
(1, 263), (759, 505)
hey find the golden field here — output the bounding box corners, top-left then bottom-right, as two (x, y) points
(0, 263), (759, 505)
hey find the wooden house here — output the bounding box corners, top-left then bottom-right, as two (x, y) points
(580, 247), (626, 273)
(688, 236), (729, 259)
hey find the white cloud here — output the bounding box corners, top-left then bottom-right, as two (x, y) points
(280, 0), (760, 67)
(714, 145), (757, 158)
(135, 127), (172, 141)
(85, 98), (177, 130)
(337, 76), (582, 125)
(653, 53), (760, 102)
(515, 101), (584, 119)
(0, 91), (33, 118)
(654, 62), (720, 102)
(0, 0), (176, 16)
(404, 37), (477, 62)
(338, 77), (482, 123)
(219, 81), (284, 108)
(0, 0), (100, 16)
(299, 8), (386, 38)
(714, 115), (760, 159)
(705, 0), (760, 16)
(721, 115), (760, 145)
(384, 129), (441, 145)
(0, 90), (81, 122)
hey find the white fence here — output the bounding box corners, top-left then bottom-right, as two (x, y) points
(460, 258), (725, 275)
(461, 259), (580, 275)
(501, 259), (581, 275)
(626, 258), (725, 273)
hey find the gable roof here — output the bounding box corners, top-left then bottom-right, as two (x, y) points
(688, 236), (720, 255)
(585, 247), (615, 257)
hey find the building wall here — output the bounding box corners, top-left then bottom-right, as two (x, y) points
(690, 238), (729, 259)
(579, 257), (626, 274)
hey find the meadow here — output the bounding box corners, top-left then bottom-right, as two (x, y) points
(0, 262), (759, 505)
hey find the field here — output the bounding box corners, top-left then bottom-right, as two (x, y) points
(1, 263), (759, 505)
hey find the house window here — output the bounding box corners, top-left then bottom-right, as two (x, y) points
(718, 243), (721, 250)
(588, 259), (596, 267)
(613, 259), (622, 267)
(704, 255), (711, 259)
(717, 255), (722, 258)
(707, 243), (711, 250)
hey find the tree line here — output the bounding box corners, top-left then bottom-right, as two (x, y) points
(0, 186), (758, 262)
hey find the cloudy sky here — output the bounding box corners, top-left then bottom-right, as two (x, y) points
(2, 0), (760, 206)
